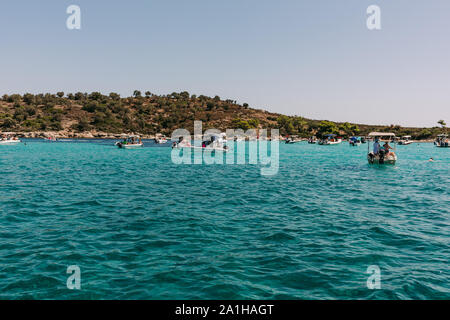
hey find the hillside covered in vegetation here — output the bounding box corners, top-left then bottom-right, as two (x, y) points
(0, 91), (446, 139)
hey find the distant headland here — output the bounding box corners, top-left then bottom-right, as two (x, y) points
(0, 91), (446, 140)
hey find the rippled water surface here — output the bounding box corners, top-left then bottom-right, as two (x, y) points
(0, 140), (449, 299)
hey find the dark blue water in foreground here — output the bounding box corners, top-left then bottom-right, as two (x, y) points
(0, 139), (449, 299)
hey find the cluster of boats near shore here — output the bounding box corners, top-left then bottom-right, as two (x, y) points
(0, 134), (21, 145)
(287, 134), (416, 146)
(1, 132), (448, 165)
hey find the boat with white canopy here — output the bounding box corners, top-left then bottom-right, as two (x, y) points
(367, 132), (397, 164)
(398, 135), (413, 145)
(115, 135), (143, 149)
(434, 134), (449, 148)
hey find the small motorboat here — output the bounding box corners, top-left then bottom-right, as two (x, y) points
(319, 134), (342, 145)
(0, 135), (21, 145)
(0, 139), (21, 145)
(172, 135), (229, 152)
(434, 134), (449, 148)
(349, 136), (362, 146)
(154, 134), (168, 144)
(398, 135), (413, 145)
(116, 135), (143, 149)
(367, 132), (397, 165)
(285, 136), (301, 144)
(154, 138), (167, 144)
(308, 136), (317, 144)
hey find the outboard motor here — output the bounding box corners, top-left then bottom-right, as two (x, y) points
(379, 149), (385, 164)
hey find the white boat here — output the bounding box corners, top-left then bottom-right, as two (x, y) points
(285, 136), (301, 144)
(367, 132), (398, 164)
(0, 135), (21, 145)
(154, 138), (167, 144)
(116, 135), (143, 149)
(349, 137), (362, 146)
(434, 134), (449, 148)
(319, 134), (342, 145)
(398, 135), (413, 145)
(154, 134), (168, 144)
(0, 139), (21, 145)
(172, 135), (229, 152)
(174, 145), (229, 152)
(120, 143), (143, 149)
(308, 137), (317, 144)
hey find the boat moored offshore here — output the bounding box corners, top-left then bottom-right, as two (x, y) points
(398, 135), (413, 145)
(434, 134), (449, 148)
(285, 136), (301, 144)
(367, 132), (397, 165)
(318, 134), (342, 145)
(116, 135), (143, 149)
(0, 134), (21, 145)
(172, 134), (229, 152)
(349, 136), (362, 146)
(154, 134), (168, 144)
(308, 136), (317, 144)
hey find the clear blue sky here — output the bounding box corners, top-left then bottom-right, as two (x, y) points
(1, 0), (449, 127)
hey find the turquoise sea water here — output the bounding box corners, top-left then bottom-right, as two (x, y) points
(0, 139), (449, 299)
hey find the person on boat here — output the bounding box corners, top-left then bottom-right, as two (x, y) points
(382, 141), (393, 156)
(373, 138), (381, 155)
(203, 136), (216, 148)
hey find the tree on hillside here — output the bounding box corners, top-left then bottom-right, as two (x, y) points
(74, 92), (85, 101)
(180, 91), (190, 99)
(109, 92), (120, 100)
(133, 90), (142, 98)
(1, 117), (16, 129)
(438, 120), (446, 129)
(339, 122), (360, 137)
(292, 117), (307, 135)
(276, 115), (295, 135)
(57, 92), (65, 98)
(89, 92), (103, 100)
(417, 128), (433, 139)
(23, 93), (35, 104)
(247, 119), (260, 128)
(317, 120), (339, 138)
(232, 119), (251, 130)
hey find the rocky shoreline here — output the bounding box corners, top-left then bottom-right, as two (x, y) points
(2, 131), (438, 142)
(6, 131), (158, 140)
